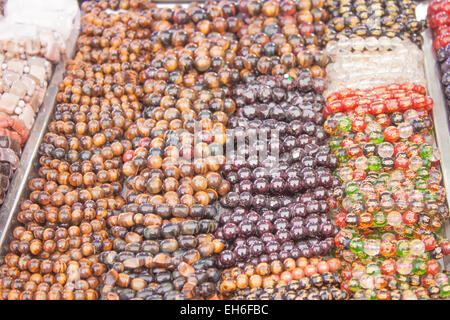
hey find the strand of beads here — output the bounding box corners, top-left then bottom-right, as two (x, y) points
(323, 0), (426, 46)
(341, 260), (449, 300)
(220, 257), (347, 300)
(99, 203), (225, 300)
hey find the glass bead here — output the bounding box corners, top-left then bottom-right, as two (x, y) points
(378, 142), (394, 158)
(363, 239), (380, 256)
(368, 156), (381, 171)
(409, 190), (424, 203)
(440, 284), (450, 298)
(365, 121), (381, 134)
(404, 225), (416, 238)
(396, 257), (413, 275)
(374, 276), (388, 290)
(369, 130), (384, 144)
(338, 117), (352, 132)
(373, 183), (386, 196)
(402, 289), (417, 300)
(352, 117), (367, 132)
(381, 233), (396, 242)
(359, 212), (373, 228)
(387, 211), (402, 227)
(350, 192), (364, 203)
(387, 180), (401, 193)
(410, 200), (424, 213)
(324, 118), (338, 135)
(381, 259), (397, 275)
(353, 290), (366, 300)
(365, 263), (381, 276)
(396, 240), (410, 257)
(354, 132), (369, 144)
(364, 289), (377, 300)
(350, 237), (364, 254)
(352, 264), (366, 279)
(348, 278), (361, 292)
(339, 167), (354, 182)
(362, 143), (377, 157)
(360, 275), (375, 290)
(402, 211), (418, 226)
(378, 173), (391, 183)
(360, 182), (375, 194)
(412, 258), (427, 276)
(375, 114), (390, 127)
(336, 147), (349, 163)
(355, 156), (369, 170)
(419, 144), (433, 159)
(430, 147), (441, 162)
(345, 182), (359, 195)
(429, 169), (442, 183)
(373, 211), (387, 227)
(416, 168), (429, 180)
(348, 144), (363, 158)
(390, 170), (405, 181)
(435, 273), (449, 286)
(403, 109), (419, 123)
(380, 240), (396, 257)
(342, 197), (353, 212)
(414, 178), (427, 191)
(365, 200), (379, 214)
(408, 156), (423, 171)
(398, 122), (413, 139)
(383, 126), (400, 142)
(409, 240), (425, 256)
(330, 136), (343, 150)
(421, 159), (431, 168)
(380, 197), (395, 212)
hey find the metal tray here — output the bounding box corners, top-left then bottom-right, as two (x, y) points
(0, 27), (79, 256)
(0, 3), (448, 273)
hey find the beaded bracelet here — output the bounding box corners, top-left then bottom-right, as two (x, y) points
(231, 271), (346, 300)
(334, 228), (448, 261)
(219, 257), (342, 296)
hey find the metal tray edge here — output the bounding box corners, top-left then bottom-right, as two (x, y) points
(0, 26), (79, 257)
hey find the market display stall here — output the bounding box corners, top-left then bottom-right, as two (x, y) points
(0, 0), (447, 300)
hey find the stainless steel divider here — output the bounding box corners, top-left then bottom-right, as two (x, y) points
(0, 27), (79, 256)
